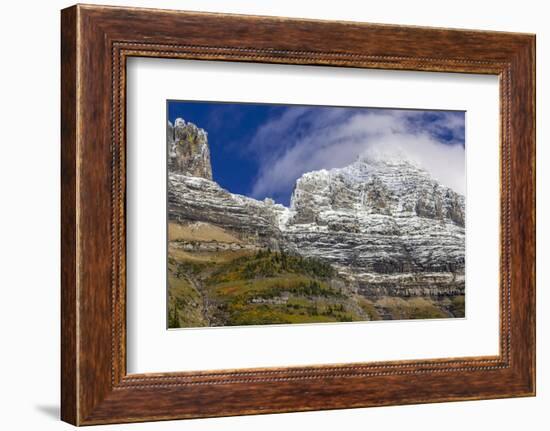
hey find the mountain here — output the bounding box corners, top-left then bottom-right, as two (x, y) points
(168, 118), (212, 179)
(166, 118), (465, 326)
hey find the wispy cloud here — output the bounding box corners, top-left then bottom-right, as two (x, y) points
(247, 107), (465, 204)
(206, 104), (246, 137)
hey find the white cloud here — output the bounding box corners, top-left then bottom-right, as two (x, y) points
(249, 108), (465, 203)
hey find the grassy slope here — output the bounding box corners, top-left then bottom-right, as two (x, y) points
(168, 248), (465, 328)
(167, 258), (205, 328)
(168, 250), (373, 327)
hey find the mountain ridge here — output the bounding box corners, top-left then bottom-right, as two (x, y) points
(167, 118), (464, 277)
(166, 118), (465, 326)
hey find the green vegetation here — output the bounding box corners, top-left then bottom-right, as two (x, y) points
(357, 298), (382, 320)
(167, 247), (465, 328)
(448, 295), (465, 317)
(373, 297), (452, 320)
(209, 249), (335, 283)
(210, 274), (355, 326)
(168, 249), (371, 327)
(167, 258), (207, 328)
(168, 302), (180, 328)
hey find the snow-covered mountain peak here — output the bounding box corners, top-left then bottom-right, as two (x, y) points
(288, 151), (464, 230)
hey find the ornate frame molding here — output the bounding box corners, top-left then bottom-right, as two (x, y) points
(61, 5), (535, 425)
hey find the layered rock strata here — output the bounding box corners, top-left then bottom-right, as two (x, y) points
(167, 118), (465, 298)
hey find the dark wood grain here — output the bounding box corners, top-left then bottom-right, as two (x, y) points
(60, 4), (536, 425)
(60, 5), (78, 425)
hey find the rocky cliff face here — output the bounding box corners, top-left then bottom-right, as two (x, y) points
(168, 118), (212, 179)
(167, 119), (465, 298)
(282, 156), (465, 275)
(168, 174), (286, 249)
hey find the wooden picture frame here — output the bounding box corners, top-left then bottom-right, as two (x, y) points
(61, 4), (535, 425)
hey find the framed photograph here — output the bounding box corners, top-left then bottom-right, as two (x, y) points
(61, 4), (536, 425)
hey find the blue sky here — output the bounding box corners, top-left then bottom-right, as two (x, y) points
(168, 101), (465, 206)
